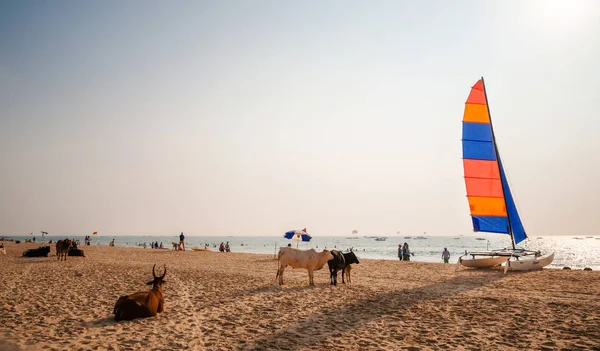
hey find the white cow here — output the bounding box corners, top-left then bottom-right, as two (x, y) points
(276, 247), (334, 286)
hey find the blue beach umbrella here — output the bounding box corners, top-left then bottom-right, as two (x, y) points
(284, 228), (312, 248)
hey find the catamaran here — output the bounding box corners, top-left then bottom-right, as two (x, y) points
(457, 78), (554, 271)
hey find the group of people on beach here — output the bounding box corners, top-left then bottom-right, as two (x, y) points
(84, 236), (92, 246)
(219, 241), (230, 252)
(398, 243), (413, 261)
(150, 241), (163, 249)
(398, 242), (452, 263)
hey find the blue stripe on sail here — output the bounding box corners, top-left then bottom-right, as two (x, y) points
(471, 216), (509, 234)
(462, 140), (496, 160)
(499, 159), (527, 244)
(462, 122), (493, 142)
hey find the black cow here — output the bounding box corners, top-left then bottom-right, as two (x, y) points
(22, 246), (51, 257)
(328, 250), (345, 285)
(328, 250), (361, 286)
(342, 251), (360, 283)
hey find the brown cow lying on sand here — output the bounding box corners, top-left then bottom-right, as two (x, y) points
(276, 247), (333, 286)
(113, 264), (167, 321)
(56, 239), (73, 261)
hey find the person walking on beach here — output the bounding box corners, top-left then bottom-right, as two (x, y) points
(442, 247), (451, 263)
(397, 244), (403, 261)
(179, 232), (185, 251)
(225, 242), (230, 252)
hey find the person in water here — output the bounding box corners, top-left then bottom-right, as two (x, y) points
(402, 243), (411, 261)
(442, 247), (451, 263)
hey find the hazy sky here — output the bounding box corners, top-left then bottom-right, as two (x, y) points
(1, 0), (599, 237)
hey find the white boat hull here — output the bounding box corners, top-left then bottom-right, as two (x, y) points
(459, 255), (508, 268)
(505, 252), (554, 271)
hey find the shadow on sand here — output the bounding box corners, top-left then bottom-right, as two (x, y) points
(237, 271), (507, 350)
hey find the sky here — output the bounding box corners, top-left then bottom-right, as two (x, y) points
(1, 0), (599, 237)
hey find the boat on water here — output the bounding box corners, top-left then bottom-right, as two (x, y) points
(457, 78), (554, 271)
(414, 236), (427, 240)
(403, 236), (412, 239)
(475, 238), (486, 241)
(374, 237), (387, 241)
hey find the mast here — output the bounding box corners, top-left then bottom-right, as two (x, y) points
(480, 77), (516, 250)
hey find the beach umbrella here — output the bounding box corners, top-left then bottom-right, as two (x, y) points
(284, 228), (312, 248)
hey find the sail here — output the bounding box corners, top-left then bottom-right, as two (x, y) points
(498, 158), (527, 244)
(461, 79), (509, 235)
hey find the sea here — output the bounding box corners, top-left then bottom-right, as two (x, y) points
(5, 234), (600, 270)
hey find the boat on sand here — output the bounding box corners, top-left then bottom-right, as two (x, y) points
(456, 78), (554, 272)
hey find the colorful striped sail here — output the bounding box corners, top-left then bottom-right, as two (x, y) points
(461, 78), (527, 244)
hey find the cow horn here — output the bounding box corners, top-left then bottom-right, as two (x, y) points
(160, 264), (167, 279)
(152, 264), (157, 279)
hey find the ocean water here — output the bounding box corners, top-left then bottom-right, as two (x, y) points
(5, 234), (600, 270)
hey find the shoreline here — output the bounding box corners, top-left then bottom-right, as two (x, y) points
(1, 241), (594, 271)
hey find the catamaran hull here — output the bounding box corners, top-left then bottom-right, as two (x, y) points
(505, 252), (554, 271)
(459, 255), (508, 268)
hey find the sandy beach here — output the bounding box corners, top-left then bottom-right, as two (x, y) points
(1, 242), (599, 351)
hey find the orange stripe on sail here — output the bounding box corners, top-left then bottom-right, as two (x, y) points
(468, 197), (507, 216)
(463, 103), (490, 123)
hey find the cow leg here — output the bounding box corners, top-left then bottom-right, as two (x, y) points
(278, 265), (286, 285)
(341, 267), (345, 284)
(329, 267), (334, 285)
(308, 269), (314, 286)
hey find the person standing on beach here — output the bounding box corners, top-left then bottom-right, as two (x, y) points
(397, 244), (402, 261)
(179, 232), (185, 251)
(442, 247), (450, 263)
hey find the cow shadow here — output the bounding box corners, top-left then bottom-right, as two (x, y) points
(236, 271), (506, 350)
(82, 316), (116, 328)
(242, 283), (326, 296)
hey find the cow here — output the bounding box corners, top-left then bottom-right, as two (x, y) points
(342, 251), (360, 283)
(22, 246), (51, 257)
(328, 250), (345, 286)
(327, 250), (360, 285)
(113, 264), (167, 321)
(0, 243), (5, 255)
(276, 247), (333, 286)
(56, 239), (73, 261)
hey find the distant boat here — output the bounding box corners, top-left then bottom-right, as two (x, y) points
(453, 237), (460, 239)
(403, 236), (412, 239)
(585, 236), (593, 238)
(414, 236), (427, 239)
(456, 78), (553, 271)
(374, 237), (387, 241)
(345, 237), (359, 239)
(536, 237), (543, 239)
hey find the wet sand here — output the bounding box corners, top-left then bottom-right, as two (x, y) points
(1, 242), (599, 350)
